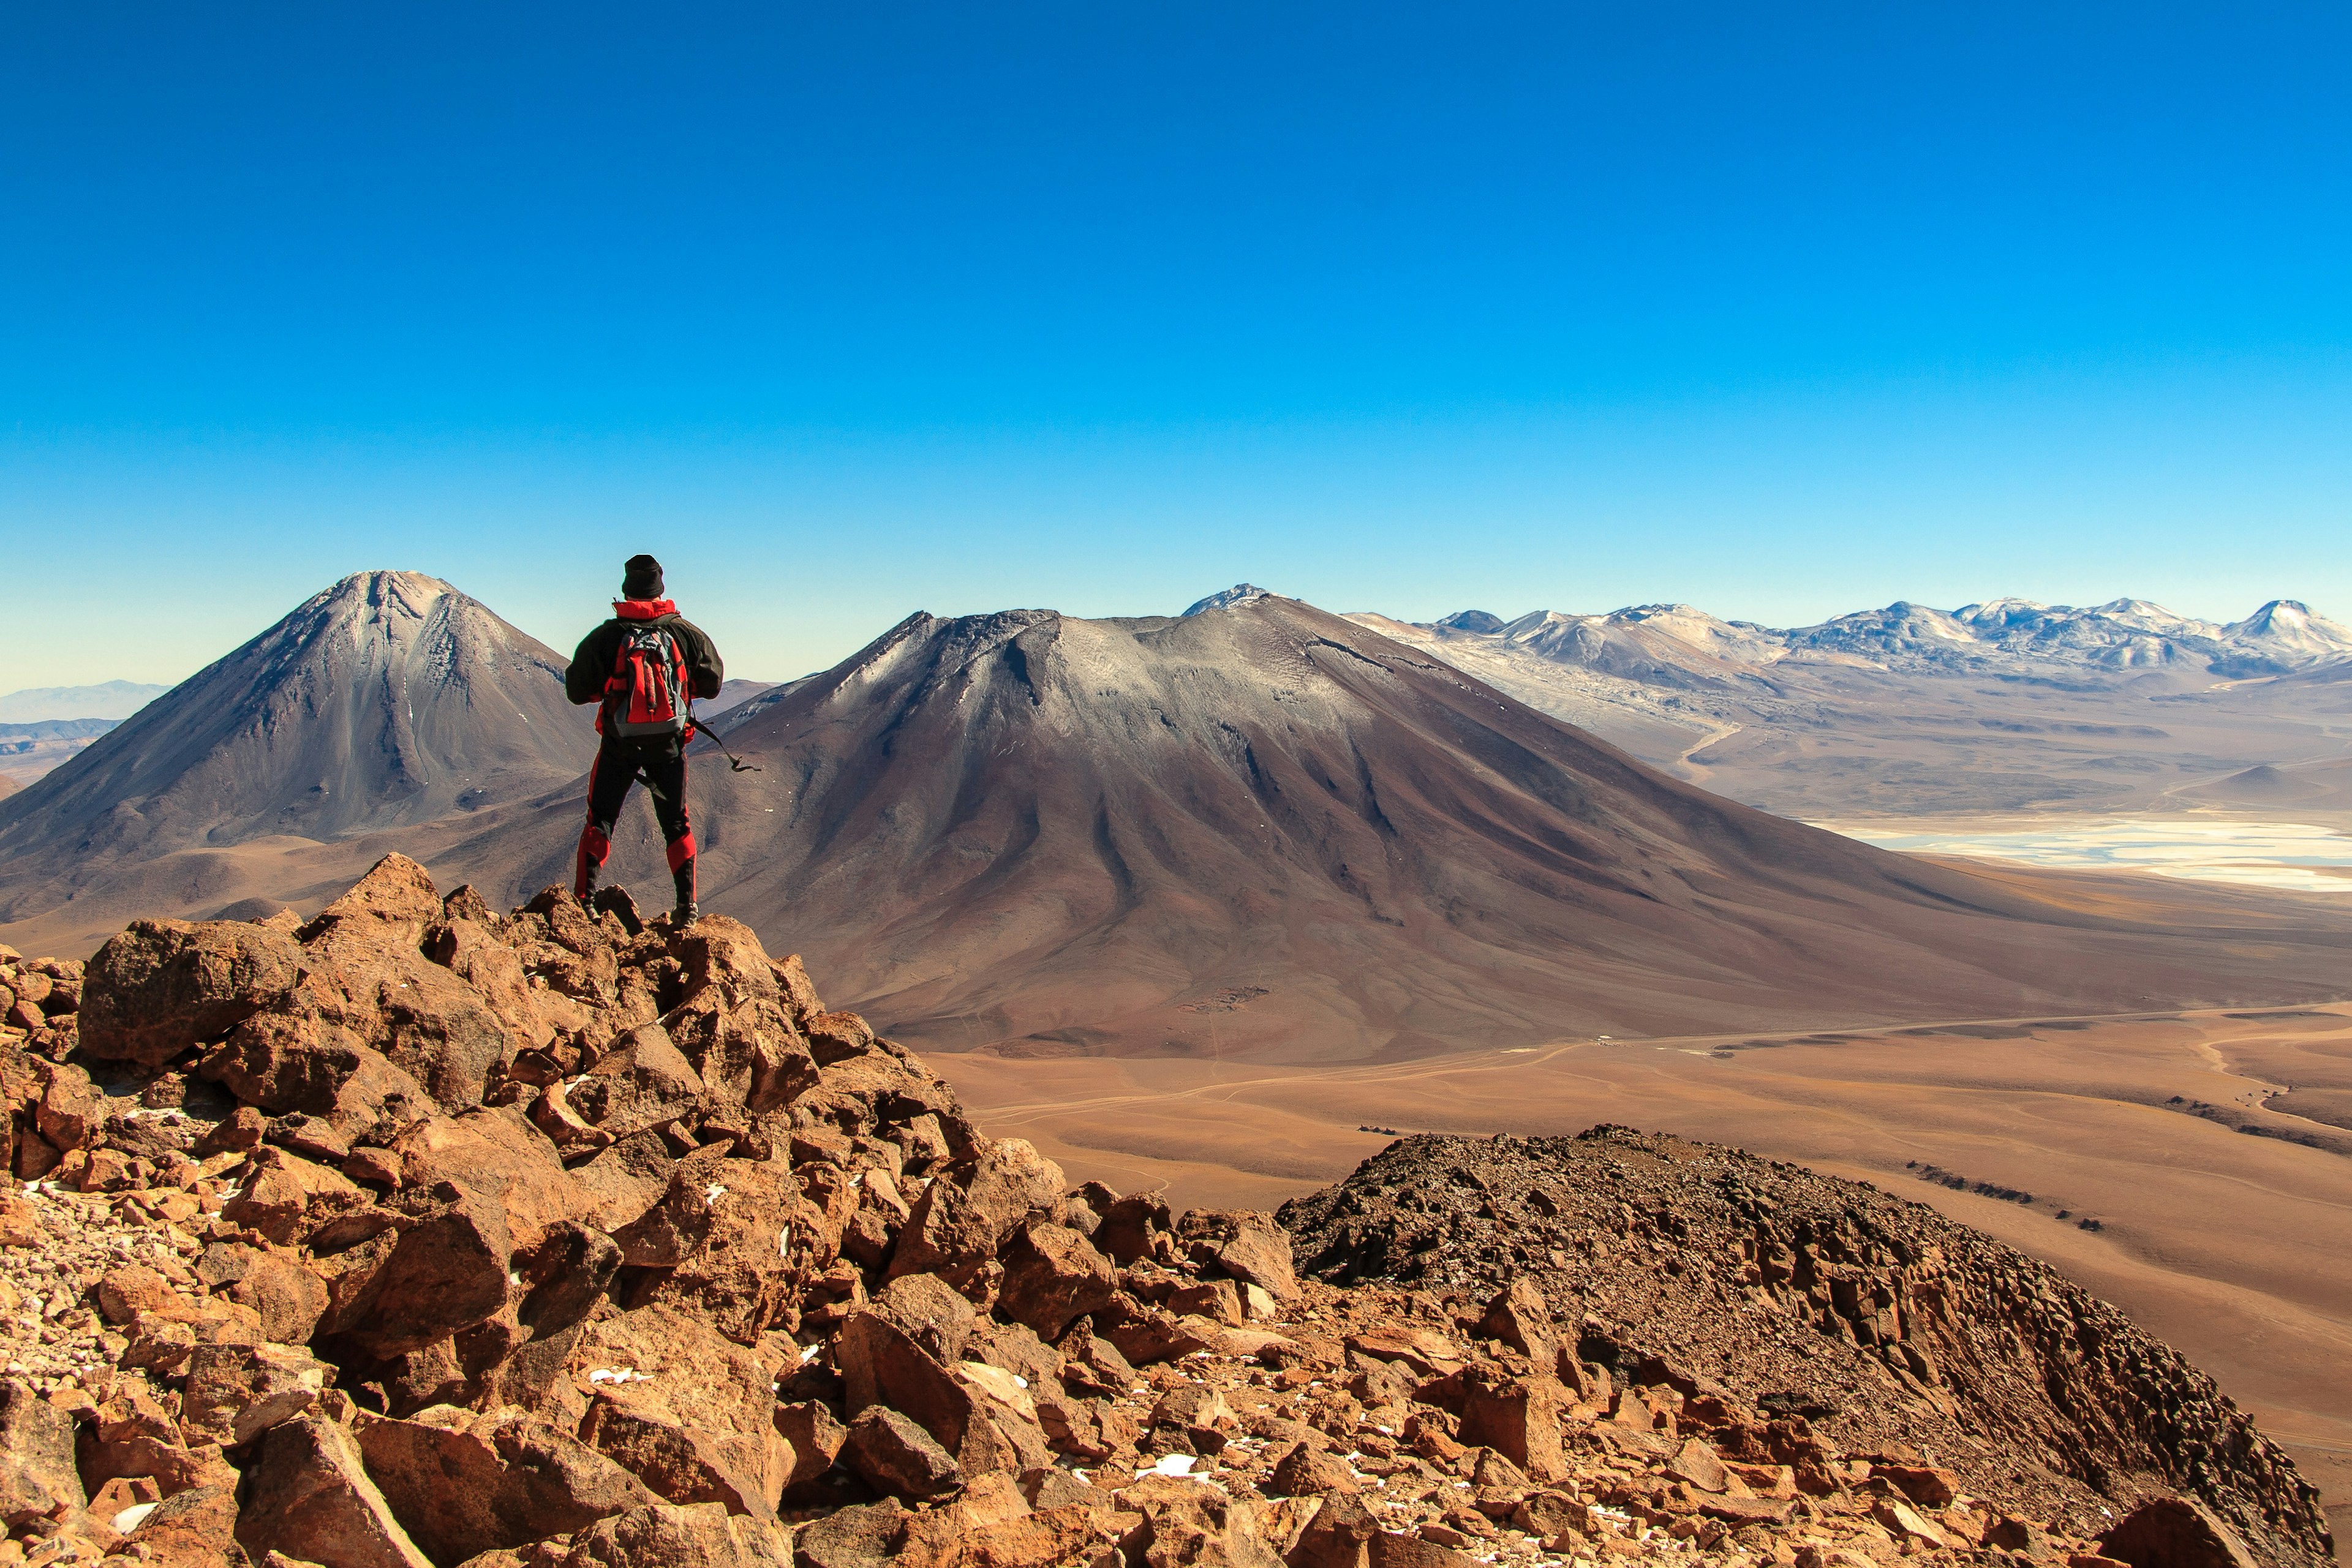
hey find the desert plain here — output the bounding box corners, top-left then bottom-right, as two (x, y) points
(938, 986), (2352, 1544)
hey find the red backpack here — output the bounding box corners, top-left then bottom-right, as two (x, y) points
(602, 622), (692, 739)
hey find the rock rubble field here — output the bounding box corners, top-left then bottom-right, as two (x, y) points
(0, 854), (2329, 1568)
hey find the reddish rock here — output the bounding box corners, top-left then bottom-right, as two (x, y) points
(202, 1005), (437, 1145)
(355, 954), (516, 1112)
(514, 1219), (624, 1339)
(180, 1341), (331, 1446)
(1872, 1461), (1961, 1507)
(1458, 1366), (1569, 1483)
(835, 1286), (1017, 1475)
(1272, 1444), (1360, 1498)
(1341, 1325), (1461, 1378)
(996, 1219), (1115, 1341)
(568, 1021), (704, 1140)
(559, 1499), (793, 1567)
(80, 918), (307, 1066)
(886, 1137), (1066, 1289)
(2100, 1498), (2262, 1568)
(1091, 1191), (1171, 1266)
(1181, 1210), (1300, 1300)
(673, 918), (783, 1006)
(1665, 1435), (1728, 1494)
(569, 1128), (679, 1234)
(851, 1274), (977, 1375)
(1369, 1531), (1473, 1568)
(225, 1145), (369, 1245)
(1118, 1473), (1284, 1568)
(78, 1387), (231, 1497)
(608, 1155), (723, 1268)
(314, 1184), (514, 1357)
(110, 1481), (241, 1567)
(628, 1159), (816, 1346)
(237, 1412), (435, 1568)
(310, 854), (446, 939)
(1477, 1279), (1558, 1368)
(385, 1107), (585, 1253)
(1, 1377), (85, 1523)
(793, 1499), (911, 1568)
(802, 1009), (875, 1065)
(568, 1305), (794, 1520)
(226, 1247), (332, 1345)
(355, 1404), (660, 1564)
(963, 1317), (1063, 1393)
(843, 1406), (962, 1501)
(35, 1061), (105, 1151)
(774, 1401), (849, 1504)
(1169, 1278), (1245, 1327)
(96, 1262), (175, 1324)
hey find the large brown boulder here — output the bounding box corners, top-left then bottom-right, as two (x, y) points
(237, 1412), (434, 1568)
(842, 1407), (961, 1502)
(2100, 1498), (2263, 1568)
(179, 1341), (331, 1446)
(995, 1219), (1114, 1342)
(557, 1500), (793, 1567)
(671, 918), (783, 1010)
(1091, 1191), (1172, 1267)
(834, 1278), (1043, 1478)
(384, 1108), (584, 1253)
(223, 1146), (368, 1246)
(567, 1305), (794, 1520)
(309, 853), (445, 940)
(626, 1156), (821, 1346)
(284, 858), (519, 1110)
(0, 1377), (85, 1524)
(202, 1004), (437, 1145)
(569, 1129), (679, 1234)
(658, 990), (817, 1113)
(885, 1138), (1065, 1287)
(1458, 1365), (1569, 1483)
(34, 1061), (106, 1152)
(205, 1244), (330, 1346)
(790, 1050), (975, 1155)
(1476, 1278), (1557, 1367)
(110, 1481), (241, 1567)
(1118, 1473), (1284, 1568)
(80, 918), (307, 1066)
(1180, 1210), (1299, 1300)
(355, 1404), (660, 1566)
(314, 1185), (515, 1357)
(793, 1499), (910, 1568)
(566, 1022), (704, 1140)
(607, 1144), (733, 1268)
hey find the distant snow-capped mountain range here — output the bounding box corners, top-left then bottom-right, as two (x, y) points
(1394, 597), (2352, 683)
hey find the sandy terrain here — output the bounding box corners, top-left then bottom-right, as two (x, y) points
(935, 1002), (2352, 1548)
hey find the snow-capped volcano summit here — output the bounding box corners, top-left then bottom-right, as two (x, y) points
(1182, 582), (1273, 616)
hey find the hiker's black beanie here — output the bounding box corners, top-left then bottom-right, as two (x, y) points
(622, 554), (665, 600)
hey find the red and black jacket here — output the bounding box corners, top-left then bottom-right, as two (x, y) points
(565, 599), (726, 750)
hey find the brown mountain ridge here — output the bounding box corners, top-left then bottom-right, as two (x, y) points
(556, 595), (2352, 1060)
(4, 582), (2350, 1060)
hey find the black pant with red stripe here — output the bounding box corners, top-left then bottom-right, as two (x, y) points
(575, 744), (696, 910)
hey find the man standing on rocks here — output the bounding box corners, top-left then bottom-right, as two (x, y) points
(565, 554), (725, 925)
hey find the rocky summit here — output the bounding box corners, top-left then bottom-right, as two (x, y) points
(0, 857), (2330, 1568)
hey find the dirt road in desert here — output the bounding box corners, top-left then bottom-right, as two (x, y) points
(938, 1003), (2352, 1547)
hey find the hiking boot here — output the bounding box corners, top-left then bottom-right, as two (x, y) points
(671, 900), (698, 929)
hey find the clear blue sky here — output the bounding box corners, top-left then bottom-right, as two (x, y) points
(5, 3), (2349, 687)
